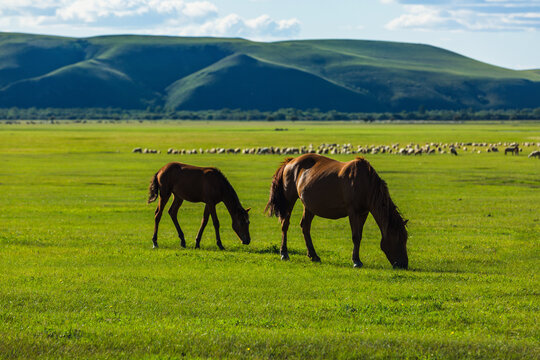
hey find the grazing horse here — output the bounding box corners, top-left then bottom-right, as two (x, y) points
(505, 146), (519, 155)
(148, 162), (251, 249)
(265, 154), (408, 269)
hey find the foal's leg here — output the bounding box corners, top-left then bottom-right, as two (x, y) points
(195, 204), (210, 249)
(152, 190), (171, 248)
(209, 205), (224, 250)
(168, 196), (186, 248)
(280, 201), (297, 261)
(300, 208), (320, 262)
(349, 211), (369, 268)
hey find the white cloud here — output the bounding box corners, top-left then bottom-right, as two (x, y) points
(245, 15), (301, 36)
(176, 13), (300, 38)
(182, 1), (218, 18)
(147, 0), (185, 14)
(385, 0), (540, 31)
(0, 0), (299, 39)
(0, 0), (61, 9)
(55, 0), (188, 22)
(386, 5), (467, 31)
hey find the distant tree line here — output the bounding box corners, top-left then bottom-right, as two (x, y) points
(1, 107), (540, 121)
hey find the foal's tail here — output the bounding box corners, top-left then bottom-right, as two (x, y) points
(265, 158), (293, 219)
(147, 172), (160, 204)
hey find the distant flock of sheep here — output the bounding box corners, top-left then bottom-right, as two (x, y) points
(133, 142), (540, 158)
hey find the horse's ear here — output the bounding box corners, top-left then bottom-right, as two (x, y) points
(245, 208), (251, 213)
(403, 219), (409, 226)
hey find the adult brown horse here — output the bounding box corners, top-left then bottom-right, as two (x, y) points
(265, 154), (408, 269)
(148, 162), (251, 249)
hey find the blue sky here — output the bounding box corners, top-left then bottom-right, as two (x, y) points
(1, 0), (539, 69)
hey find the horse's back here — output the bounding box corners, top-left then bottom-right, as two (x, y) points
(288, 154), (370, 219)
(284, 154), (339, 192)
(157, 162), (220, 203)
(158, 162), (202, 183)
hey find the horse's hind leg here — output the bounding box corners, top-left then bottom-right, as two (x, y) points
(152, 190), (171, 248)
(168, 196), (186, 248)
(300, 208), (320, 262)
(195, 204), (210, 249)
(349, 211), (368, 268)
(279, 200), (297, 261)
(209, 205), (224, 250)
(280, 214), (292, 261)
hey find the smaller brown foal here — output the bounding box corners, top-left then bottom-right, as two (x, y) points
(148, 162), (251, 249)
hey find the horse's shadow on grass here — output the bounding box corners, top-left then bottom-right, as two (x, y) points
(150, 242), (473, 274)
(303, 258), (473, 274)
(243, 244), (305, 256)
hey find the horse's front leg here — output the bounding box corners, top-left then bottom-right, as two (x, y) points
(300, 208), (320, 262)
(348, 211), (369, 268)
(195, 204), (210, 248)
(209, 205), (224, 250)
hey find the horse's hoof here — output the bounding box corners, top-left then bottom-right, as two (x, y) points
(281, 253), (290, 261)
(353, 261), (363, 268)
(218, 245), (225, 251)
(152, 244), (159, 249)
(180, 242), (186, 248)
(311, 257), (321, 263)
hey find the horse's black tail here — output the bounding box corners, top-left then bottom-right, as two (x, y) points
(147, 172), (160, 204)
(265, 158), (293, 220)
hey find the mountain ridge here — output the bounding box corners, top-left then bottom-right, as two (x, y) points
(1, 32), (539, 111)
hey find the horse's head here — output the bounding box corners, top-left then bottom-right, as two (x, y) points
(381, 219), (408, 269)
(232, 207), (251, 245)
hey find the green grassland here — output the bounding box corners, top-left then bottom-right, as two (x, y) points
(0, 121), (539, 359)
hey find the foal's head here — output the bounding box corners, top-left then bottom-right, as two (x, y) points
(381, 217), (408, 269)
(232, 207), (251, 245)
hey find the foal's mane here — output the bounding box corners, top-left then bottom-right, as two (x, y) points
(212, 167), (242, 207)
(354, 157), (408, 242)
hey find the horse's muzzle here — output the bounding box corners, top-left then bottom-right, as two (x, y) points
(242, 237), (251, 245)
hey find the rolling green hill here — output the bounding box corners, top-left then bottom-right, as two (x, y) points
(165, 53), (382, 111)
(1, 32), (539, 111)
